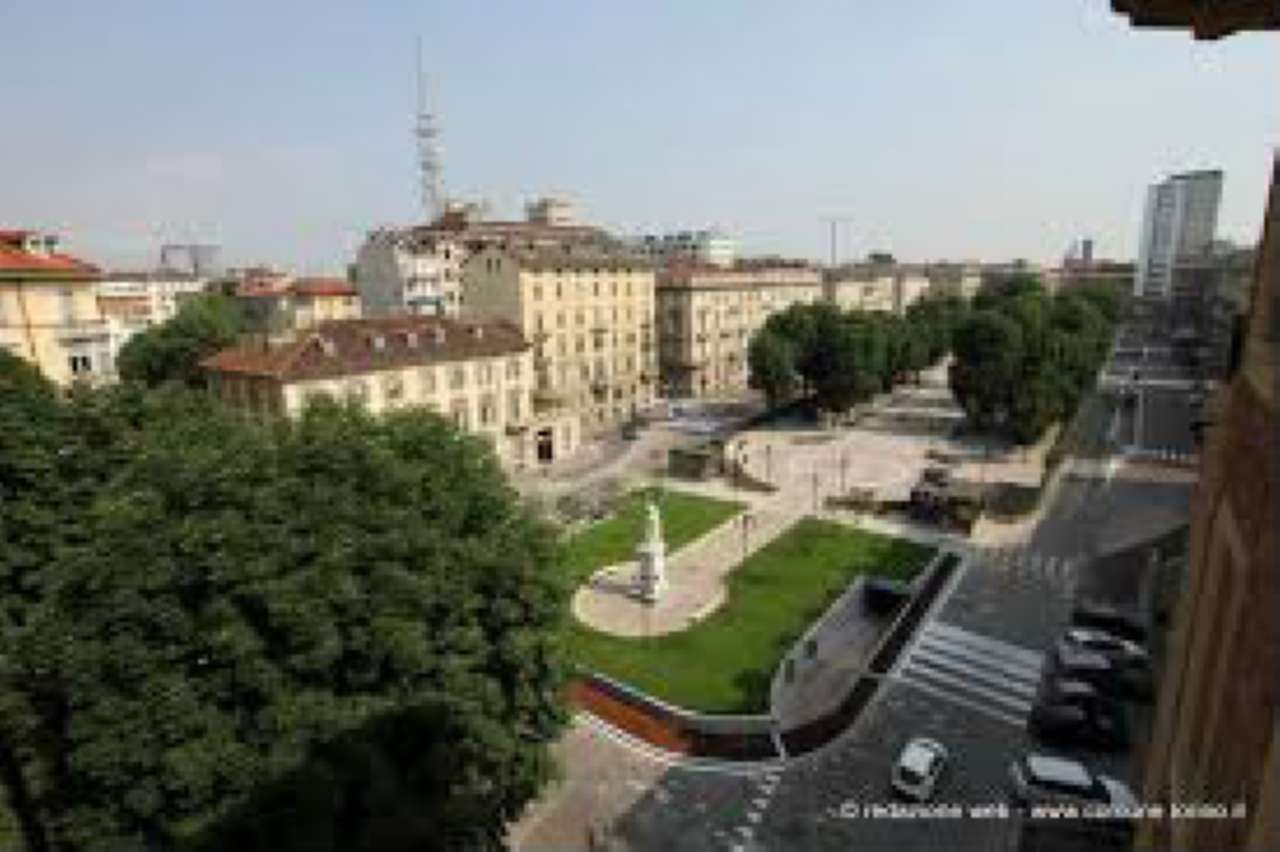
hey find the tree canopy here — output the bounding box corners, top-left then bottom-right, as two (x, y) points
(747, 294), (968, 413)
(0, 361), (569, 850)
(949, 276), (1118, 444)
(116, 294), (244, 388)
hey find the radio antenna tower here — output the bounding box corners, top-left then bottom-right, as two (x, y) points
(415, 37), (444, 222)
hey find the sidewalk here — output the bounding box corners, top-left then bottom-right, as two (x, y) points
(572, 501), (797, 637)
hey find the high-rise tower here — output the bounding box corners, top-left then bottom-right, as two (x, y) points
(1135, 170), (1223, 299)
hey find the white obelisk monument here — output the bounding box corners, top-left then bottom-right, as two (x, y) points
(635, 499), (668, 603)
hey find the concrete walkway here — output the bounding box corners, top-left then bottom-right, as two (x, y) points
(572, 367), (976, 639)
(572, 500), (791, 637)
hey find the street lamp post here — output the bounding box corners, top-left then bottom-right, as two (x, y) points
(812, 470), (819, 513)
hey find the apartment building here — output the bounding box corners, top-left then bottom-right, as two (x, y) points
(825, 261), (971, 315)
(96, 270), (209, 378)
(0, 229), (110, 385)
(354, 197), (613, 318)
(825, 265), (898, 313)
(201, 315), (576, 467)
(461, 244), (657, 433)
(628, 229), (738, 268)
(922, 262), (983, 302)
(1136, 169), (1224, 300)
(232, 274), (361, 340)
(656, 259), (823, 398)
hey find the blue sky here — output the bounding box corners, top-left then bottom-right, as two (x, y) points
(2, 1), (1276, 272)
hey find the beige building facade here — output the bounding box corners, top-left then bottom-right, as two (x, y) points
(96, 271), (209, 379)
(824, 263), (941, 315)
(656, 260), (823, 398)
(201, 315), (577, 467)
(0, 229), (111, 385)
(354, 197), (613, 319)
(461, 245), (657, 433)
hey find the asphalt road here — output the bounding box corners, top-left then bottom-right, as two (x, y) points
(527, 328), (1196, 851)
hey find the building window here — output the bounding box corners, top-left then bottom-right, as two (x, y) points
(68, 354), (93, 375)
(450, 398), (469, 429)
(508, 388), (522, 421)
(534, 284), (543, 301)
(479, 393), (496, 426)
(346, 379), (369, 404)
(420, 366), (437, 395)
(506, 357), (521, 380)
(60, 289), (76, 324)
(450, 365), (466, 390)
(383, 373), (405, 404)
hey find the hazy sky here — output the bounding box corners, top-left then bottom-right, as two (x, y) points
(3, 1), (1276, 273)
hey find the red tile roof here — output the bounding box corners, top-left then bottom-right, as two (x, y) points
(0, 230), (99, 277)
(201, 315), (529, 382)
(290, 277), (356, 298)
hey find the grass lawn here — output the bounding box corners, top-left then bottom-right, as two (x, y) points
(561, 487), (742, 588)
(570, 517), (934, 714)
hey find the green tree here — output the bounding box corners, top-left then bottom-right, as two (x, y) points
(949, 310), (1024, 432)
(949, 276), (1118, 445)
(747, 329), (799, 408)
(117, 294), (244, 388)
(905, 294), (968, 366)
(0, 385), (569, 849)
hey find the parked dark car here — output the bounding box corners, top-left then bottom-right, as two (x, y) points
(1050, 644), (1153, 702)
(1030, 679), (1131, 751)
(1050, 645), (1123, 694)
(1071, 602), (1147, 644)
(922, 466), (952, 487)
(863, 577), (912, 615)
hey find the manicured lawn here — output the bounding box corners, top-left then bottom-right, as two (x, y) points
(561, 487), (742, 587)
(570, 518), (934, 714)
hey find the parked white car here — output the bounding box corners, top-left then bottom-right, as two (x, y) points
(891, 738), (949, 801)
(1008, 753), (1137, 809)
(1062, 627), (1149, 665)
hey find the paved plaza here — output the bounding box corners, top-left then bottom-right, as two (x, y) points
(512, 342), (1196, 851)
(573, 366), (1004, 640)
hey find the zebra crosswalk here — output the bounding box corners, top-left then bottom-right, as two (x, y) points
(970, 545), (1081, 593)
(1126, 446), (1197, 467)
(891, 621), (1045, 728)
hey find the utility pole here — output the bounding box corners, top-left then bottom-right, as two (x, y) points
(820, 217), (854, 270)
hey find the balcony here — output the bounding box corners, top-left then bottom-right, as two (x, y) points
(57, 319), (110, 344)
(533, 389), (566, 413)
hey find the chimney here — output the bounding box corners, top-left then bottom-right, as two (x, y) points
(433, 327), (446, 345)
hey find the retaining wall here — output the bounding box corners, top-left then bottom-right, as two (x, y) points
(569, 550), (964, 762)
